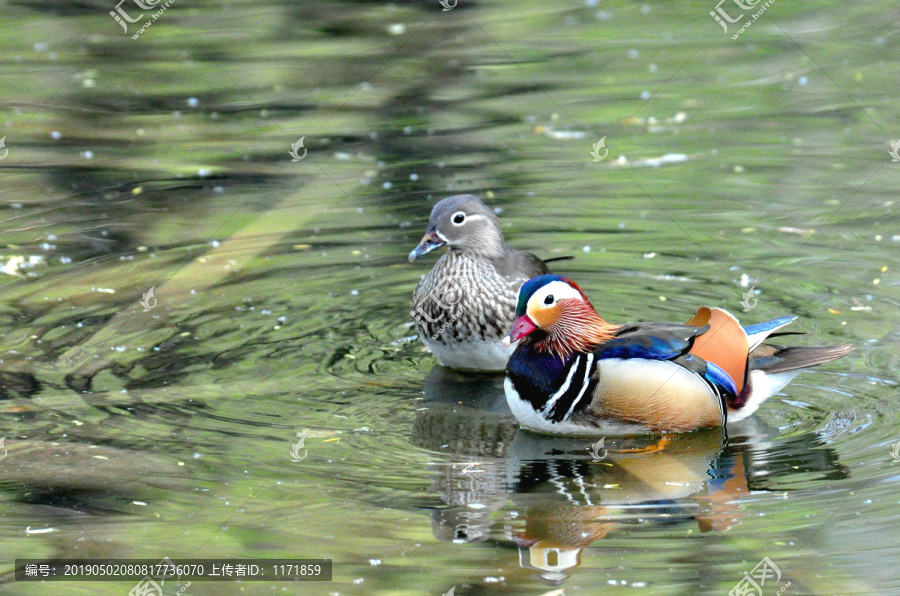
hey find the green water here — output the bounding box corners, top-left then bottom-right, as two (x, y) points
(1, 0), (899, 594)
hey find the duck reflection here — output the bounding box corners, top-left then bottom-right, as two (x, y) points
(413, 365), (847, 584)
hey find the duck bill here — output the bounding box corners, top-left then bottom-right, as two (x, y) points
(408, 231), (446, 262)
(502, 315), (537, 347)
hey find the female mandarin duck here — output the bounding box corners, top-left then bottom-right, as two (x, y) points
(502, 274), (851, 434)
(409, 194), (565, 372)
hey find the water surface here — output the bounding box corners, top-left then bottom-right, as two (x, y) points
(1, 0), (899, 594)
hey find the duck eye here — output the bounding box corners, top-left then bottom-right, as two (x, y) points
(451, 212), (466, 225)
(544, 294), (554, 305)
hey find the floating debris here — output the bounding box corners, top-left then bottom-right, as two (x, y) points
(2, 255), (46, 277)
(615, 153), (688, 168)
(534, 126), (587, 140)
(777, 226), (815, 235)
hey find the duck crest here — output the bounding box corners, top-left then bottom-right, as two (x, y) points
(507, 343), (598, 423)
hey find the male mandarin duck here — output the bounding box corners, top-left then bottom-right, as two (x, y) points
(502, 274), (851, 434)
(409, 194), (567, 372)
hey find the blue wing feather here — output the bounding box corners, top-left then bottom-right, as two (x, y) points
(742, 315), (796, 337)
(594, 322), (739, 396)
(704, 361), (738, 395)
(595, 331), (693, 361)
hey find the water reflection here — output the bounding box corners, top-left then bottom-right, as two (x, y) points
(414, 365), (848, 586)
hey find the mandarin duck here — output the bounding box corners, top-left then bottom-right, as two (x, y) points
(409, 194), (566, 372)
(502, 274), (851, 434)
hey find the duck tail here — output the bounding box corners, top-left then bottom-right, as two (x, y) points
(726, 343), (851, 424)
(543, 255), (575, 264)
(749, 344), (852, 374)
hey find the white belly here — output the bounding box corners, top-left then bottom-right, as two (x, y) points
(425, 338), (514, 372)
(504, 377), (641, 435)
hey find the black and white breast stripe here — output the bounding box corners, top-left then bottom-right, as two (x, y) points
(542, 353), (596, 423)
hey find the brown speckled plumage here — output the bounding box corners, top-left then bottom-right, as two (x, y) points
(409, 194), (550, 371)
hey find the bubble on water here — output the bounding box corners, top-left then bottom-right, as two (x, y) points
(582, 246), (591, 253)
(383, 181), (392, 190)
(409, 173), (418, 181)
(388, 23), (405, 35)
(50, 131), (62, 140)
(640, 90), (651, 100)
(641, 4), (651, 14)
(596, 10), (612, 20)
(81, 150), (93, 159)
(351, 290), (359, 296)
(187, 97), (199, 107)
(798, 76), (809, 86)
(628, 49), (640, 59)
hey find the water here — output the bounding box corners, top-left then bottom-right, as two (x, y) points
(1, 0), (899, 594)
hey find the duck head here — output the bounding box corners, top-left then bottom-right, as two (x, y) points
(503, 274), (618, 359)
(408, 194), (506, 262)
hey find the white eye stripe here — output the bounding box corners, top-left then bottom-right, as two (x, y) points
(530, 281), (582, 309)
